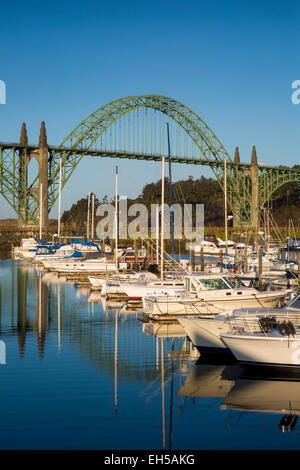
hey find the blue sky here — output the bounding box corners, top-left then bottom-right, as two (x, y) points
(0, 0), (299, 218)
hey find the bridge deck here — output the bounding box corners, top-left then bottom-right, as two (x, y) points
(1, 142), (298, 172)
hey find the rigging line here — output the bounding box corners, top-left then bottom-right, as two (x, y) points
(146, 237), (185, 275)
(171, 170), (194, 224)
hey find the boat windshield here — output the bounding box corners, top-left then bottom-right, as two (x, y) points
(199, 277), (233, 290)
(36, 247), (51, 255)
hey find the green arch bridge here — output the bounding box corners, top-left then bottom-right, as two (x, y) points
(0, 94), (299, 231)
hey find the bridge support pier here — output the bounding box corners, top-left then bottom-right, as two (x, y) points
(31, 122), (49, 234)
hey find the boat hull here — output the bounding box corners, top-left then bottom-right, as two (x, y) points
(123, 286), (185, 301)
(178, 317), (232, 353)
(143, 293), (287, 316)
(221, 333), (300, 367)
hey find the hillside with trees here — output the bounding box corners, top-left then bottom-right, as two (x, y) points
(61, 175), (300, 232)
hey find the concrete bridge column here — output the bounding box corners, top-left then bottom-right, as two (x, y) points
(31, 121), (49, 232)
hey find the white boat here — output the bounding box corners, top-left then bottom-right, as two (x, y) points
(33, 244), (79, 262)
(44, 257), (118, 273)
(89, 271), (158, 297)
(12, 238), (38, 258)
(234, 242), (253, 253)
(186, 240), (219, 255)
(216, 238), (237, 256)
(247, 253), (275, 270)
(122, 279), (185, 303)
(40, 255), (90, 269)
(119, 246), (151, 262)
(186, 238), (253, 257)
(221, 313), (300, 368)
(71, 241), (100, 254)
(142, 273), (288, 317)
(88, 271), (157, 290)
(177, 293), (300, 354)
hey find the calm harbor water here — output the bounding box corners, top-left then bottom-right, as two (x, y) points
(0, 259), (300, 450)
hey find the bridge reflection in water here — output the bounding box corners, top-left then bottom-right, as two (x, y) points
(2, 259), (299, 448)
(0, 260), (198, 449)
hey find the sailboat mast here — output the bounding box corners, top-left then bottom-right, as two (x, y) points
(115, 165), (118, 267)
(87, 192), (90, 241)
(156, 205), (159, 266)
(167, 123), (174, 260)
(161, 157), (165, 280)
(224, 157), (228, 255)
(91, 193), (95, 240)
(58, 157), (62, 243)
(39, 183), (43, 242)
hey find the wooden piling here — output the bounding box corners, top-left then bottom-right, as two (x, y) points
(150, 240), (154, 264)
(244, 245), (248, 273)
(191, 249), (195, 272)
(200, 247), (204, 272)
(219, 251), (223, 273)
(134, 240), (138, 270)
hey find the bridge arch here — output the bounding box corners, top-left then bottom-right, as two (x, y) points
(60, 95), (231, 162)
(3, 95), (300, 227)
(48, 94), (235, 216)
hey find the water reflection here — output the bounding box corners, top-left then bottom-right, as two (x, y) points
(178, 357), (243, 398)
(12, 263), (49, 358)
(2, 259), (300, 448)
(2, 262), (190, 370)
(0, 260), (197, 449)
(222, 369), (300, 432)
(178, 355), (300, 433)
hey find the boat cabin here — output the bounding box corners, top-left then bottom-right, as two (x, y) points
(35, 245), (56, 256)
(119, 246), (150, 261)
(184, 274), (236, 293)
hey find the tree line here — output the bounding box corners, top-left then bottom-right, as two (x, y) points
(61, 175), (300, 230)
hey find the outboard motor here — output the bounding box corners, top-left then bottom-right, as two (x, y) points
(258, 316), (277, 333)
(276, 321), (296, 337)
